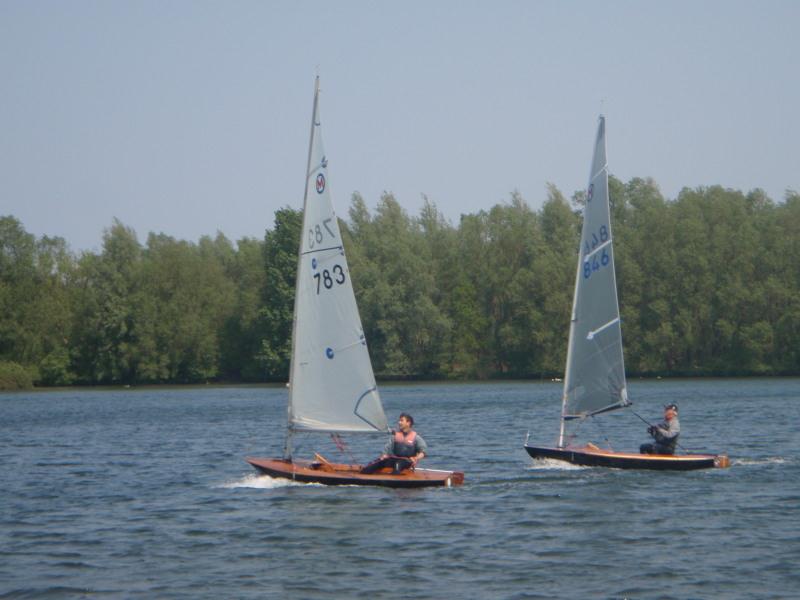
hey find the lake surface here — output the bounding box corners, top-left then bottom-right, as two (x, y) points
(1, 379), (798, 599)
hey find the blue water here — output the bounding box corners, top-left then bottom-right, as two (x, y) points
(1, 379), (798, 599)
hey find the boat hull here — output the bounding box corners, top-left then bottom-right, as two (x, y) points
(525, 444), (729, 471)
(246, 457), (464, 488)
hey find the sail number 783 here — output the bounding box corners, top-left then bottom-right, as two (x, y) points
(314, 264), (346, 294)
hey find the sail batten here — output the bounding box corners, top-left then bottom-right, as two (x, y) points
(560, 115), (629, 422)
(287, 77), (389, 435)
(300, 245), (344, 256)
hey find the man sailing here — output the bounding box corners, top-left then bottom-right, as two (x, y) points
(640, 403), (681, 455)
(361, 413), (427, 474)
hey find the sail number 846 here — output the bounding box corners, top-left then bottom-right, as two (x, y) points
(583, 248), (610, 279)
(314, 265), (346, 294)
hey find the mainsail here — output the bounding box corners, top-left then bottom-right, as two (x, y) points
(560, 116), (629, 429)
(287, 77), (388, 434)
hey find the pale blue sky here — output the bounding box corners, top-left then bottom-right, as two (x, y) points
(1, 1), (798, 252)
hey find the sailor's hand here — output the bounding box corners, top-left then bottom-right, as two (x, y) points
(410, 456), (418, 465)
(647, 426), (655, 435)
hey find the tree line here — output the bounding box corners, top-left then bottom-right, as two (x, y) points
(1, 177), (798, 388)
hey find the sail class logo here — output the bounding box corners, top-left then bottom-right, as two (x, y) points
(316, 173), (326, 194)
(587, 183), (594, 202)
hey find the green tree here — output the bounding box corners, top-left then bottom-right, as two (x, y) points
(70, 220), (142, 384)
(135, 233), (235, 383)
(0, 217), (75, 384)
(259, 207), (302, 380)
(218, 236), (268, 381)
(345, 193), (450, 377)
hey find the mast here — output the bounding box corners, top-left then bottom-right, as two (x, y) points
(283, 76), (321, 459)
(559, 236), (585, 448)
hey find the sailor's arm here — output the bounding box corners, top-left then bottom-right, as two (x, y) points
(655, 419), (680, 442)
(411, 434), (428, 464)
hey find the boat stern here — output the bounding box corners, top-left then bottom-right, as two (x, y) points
(714, 454), (731, 468)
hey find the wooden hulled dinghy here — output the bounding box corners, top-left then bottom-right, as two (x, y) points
(247, 457), (464, 488)
(525, 444), (729, 471)
(245, 77), (463, 486)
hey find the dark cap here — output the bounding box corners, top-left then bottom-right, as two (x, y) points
(664, 403), (678, 412)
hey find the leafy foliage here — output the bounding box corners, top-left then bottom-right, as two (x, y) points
(1, 181), (799, 388)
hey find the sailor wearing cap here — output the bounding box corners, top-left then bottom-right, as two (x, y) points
(640, 404), (681, 455)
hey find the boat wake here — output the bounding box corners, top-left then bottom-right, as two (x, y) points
(526, 458), (586, 471)
(216, 474), (318, 489)
(732, 457), (788, 467)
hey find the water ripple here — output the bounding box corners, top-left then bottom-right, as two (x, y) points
(1, 380), (799, 598)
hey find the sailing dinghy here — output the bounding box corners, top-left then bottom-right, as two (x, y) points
(524, 116), (729, 471)
(246, 77), (463, 488)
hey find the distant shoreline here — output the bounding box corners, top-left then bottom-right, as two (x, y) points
(3, 374), (798, 393)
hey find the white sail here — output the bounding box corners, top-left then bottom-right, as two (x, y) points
(287, 77), (389, 433)
(561, 116), (629, 424)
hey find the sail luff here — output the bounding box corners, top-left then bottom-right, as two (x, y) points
(284, 77), (321, 456)
(559, 223), (585, 447)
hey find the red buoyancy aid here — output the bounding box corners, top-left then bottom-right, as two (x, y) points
(392, 430), (417, 457)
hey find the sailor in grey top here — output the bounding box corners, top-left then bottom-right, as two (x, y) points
(640, 404), (681, 455)
(383, 430), (428, 458)
(361, 413), (427, 474)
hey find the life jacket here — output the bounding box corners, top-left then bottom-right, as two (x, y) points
(392, 430), (417, 457)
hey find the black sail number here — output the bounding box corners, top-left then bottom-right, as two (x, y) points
(314, 264), (346, 294)
(307, 218), (336, 250)
(333, 264), (345, 284)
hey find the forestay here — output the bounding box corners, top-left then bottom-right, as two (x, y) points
(561, 116), (629, 423)
(288, 78), (389, 433)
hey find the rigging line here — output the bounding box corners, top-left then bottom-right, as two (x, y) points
(590, 414), (614, 451)
(564, 416), (585, 446)
(291, 431), (311, 457)
(330, 433), (358, 464)
(301, 245), (344, 256)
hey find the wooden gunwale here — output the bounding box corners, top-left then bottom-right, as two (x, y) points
(246, 457), (465, 488)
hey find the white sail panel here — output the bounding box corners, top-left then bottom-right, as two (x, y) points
(562, 116), (629, 419)
(288, 78), (388, 433)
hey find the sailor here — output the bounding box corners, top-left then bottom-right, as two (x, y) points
(640, 403), (681, 455)
(639, 404), (681, 454)
(361, 413), (427, 474)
